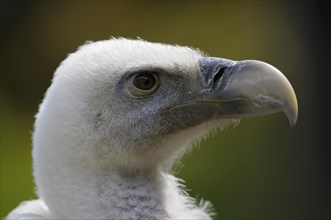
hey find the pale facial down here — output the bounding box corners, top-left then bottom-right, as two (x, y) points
(35, 39), (297, 170)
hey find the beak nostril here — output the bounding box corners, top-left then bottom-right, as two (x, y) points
(199, 57), (236, 90)
(213, 67), (225, 88)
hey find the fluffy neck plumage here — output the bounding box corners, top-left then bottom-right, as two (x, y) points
(34, 145), (165, 218)
(34, 148), (211, 219)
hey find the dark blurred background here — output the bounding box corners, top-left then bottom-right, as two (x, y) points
(1, 1), (330, 219)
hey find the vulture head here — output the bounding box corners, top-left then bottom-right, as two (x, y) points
(8, 38), (298, 219)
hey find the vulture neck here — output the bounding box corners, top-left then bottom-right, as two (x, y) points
(38, 152), (171, 219)
(35, 134), (211, 219)
(81, 168), (170, 219)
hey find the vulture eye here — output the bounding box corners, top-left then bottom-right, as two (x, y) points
(128, 72), (160, 97)
(133, 73), (156, 90)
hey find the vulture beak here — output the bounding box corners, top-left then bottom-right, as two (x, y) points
(196, 57), (298, 126)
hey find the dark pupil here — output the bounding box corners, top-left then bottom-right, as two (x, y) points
(133, 73), (155, 90)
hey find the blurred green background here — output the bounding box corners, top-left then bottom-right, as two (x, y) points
(1, 1), (330, 219)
